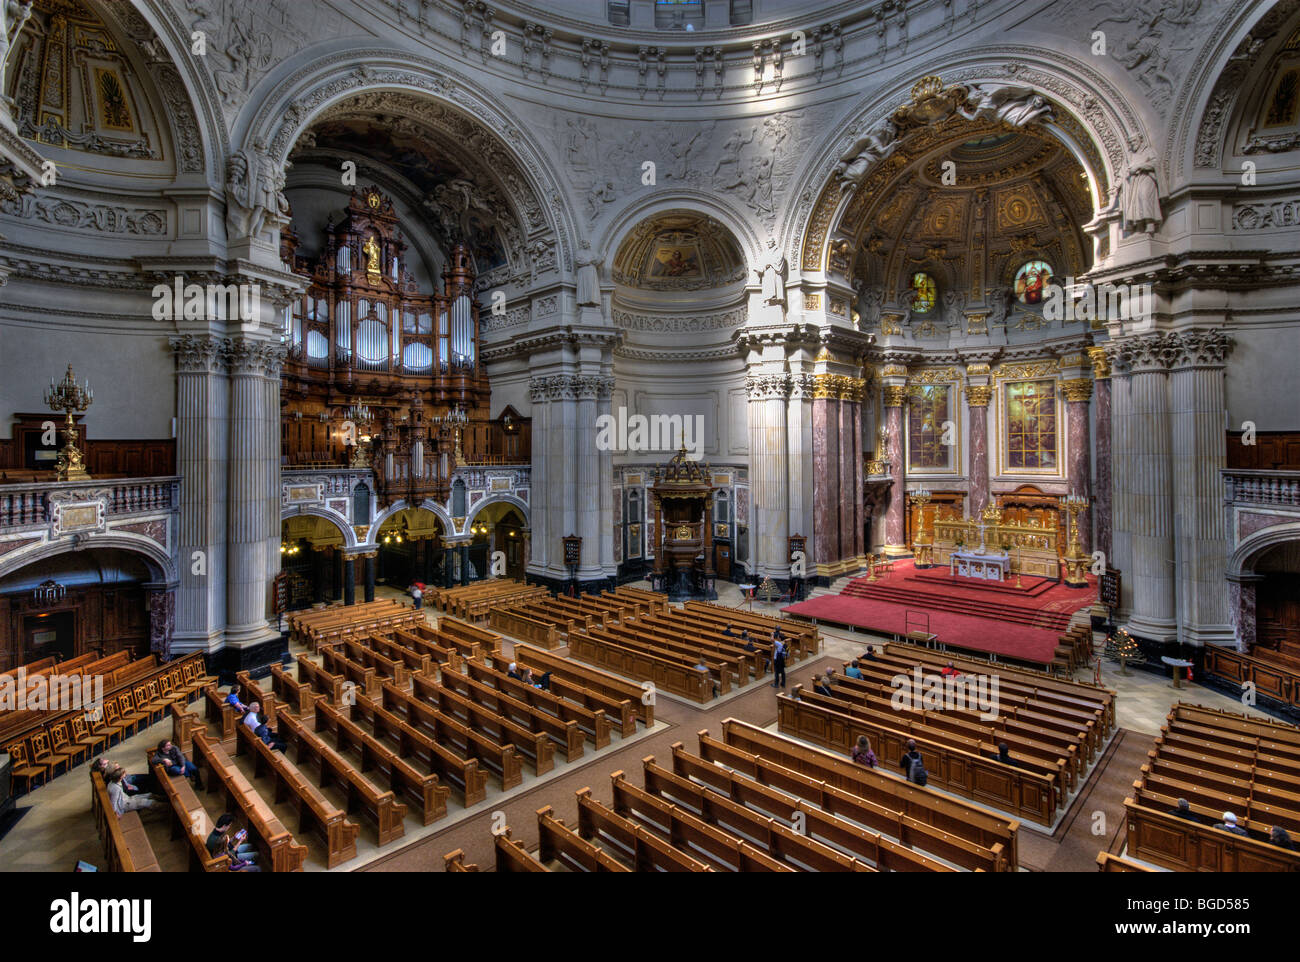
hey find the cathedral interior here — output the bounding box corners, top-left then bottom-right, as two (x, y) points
(1, 0), (1299, 886)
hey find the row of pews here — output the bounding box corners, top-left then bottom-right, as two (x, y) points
(1124, 702), (1300, 871)
(430, 578), (550, 621)
(776, 643), (1115, 826)
(7, 653), (213, 795)
(151, 612), (655, 870)
(288, 599), (425, 649)
(444, 718), (1020, 872)
(1203, 645), (1300, 714)
(487, 588), (666, 649)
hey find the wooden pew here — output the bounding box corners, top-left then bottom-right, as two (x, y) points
(716, 719), (1019, 868)
(358, 689), (488, 806)
(575, 786), (714, 871)
(235, 720), (359, 868)
(433, 617), (504, 661)
(383, 683), (522, 791)
(437, 664), (585, 761)
(514, 643), (647, 732)
(191, 731), (307, 872)
(1123, 798), (1300, 872)
(152, 761), (229, 872)
(296, 655), (344, 704)
(275, 710), (408, 846)
(271, 663), (323, 718)
(202, 685), (239, 745)
(463, 658), (612, 749)
(568, 628), (714, 703)
(412, 674), (556, 775)
(1096, 852), (1156, 872)
(536, 805), (631, 872)
(89, 771), (160, 872)
(488, 606), (563, 649)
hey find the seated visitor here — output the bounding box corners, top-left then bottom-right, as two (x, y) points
(519, 667), (552, 691)
(243, 702), (286, 751)
(861, 647), (877, 661)
(507, 662), (521, 680)
(813, 674), (832, 696)
(1270, 826), (1294, 850)
(226, 683), (250, 716)
(92, 758), (157, 796)
(207, 813), (261, 872)
(106, 767), (157, 816)
(1213, 812), (1249, 836)
(845, 660), (863, 679)
(851, 735), (877, 768)
(1167, 798), (1201, 823)
(941, 661), (961, 677)
(151, 739), (202, 789)
(722, 623), (735, 637)
(994, 742), (1018, 767)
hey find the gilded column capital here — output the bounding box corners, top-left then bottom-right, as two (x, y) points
(1061, 378), (1094, 403)
(812, 373), (839, 399)
(1086, 345), (1111, 380)
(881, 384), (909, 407)
(964, 384), (993, 407)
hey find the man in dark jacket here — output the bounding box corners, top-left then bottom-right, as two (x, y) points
(152, 739), (202, 789)
(1167, 798), (1201, 823)
(900, 738), (924, 780)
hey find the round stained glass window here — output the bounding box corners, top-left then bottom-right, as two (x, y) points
(909, 272), (937, 313)
(1014, 260), (1053, 305)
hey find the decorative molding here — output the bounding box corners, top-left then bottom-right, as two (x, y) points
(745, 374), (791, 401)
(612, 306), (745, 333)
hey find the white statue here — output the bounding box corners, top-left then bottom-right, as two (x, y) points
(575, 241), (603, 307)
(959, 84), (1054, 128)
(1, 1), (33, 96)
(836, 118), (898, 188)
(757, 253), (787, 306)
(225, 141), (289, 243)
(1121, 134), (1162, 234)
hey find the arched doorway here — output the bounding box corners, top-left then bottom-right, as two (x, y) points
(375, 508), (445, 591)
(467, 503), (527, 581)
(280, 515), (349, 609)
(1246, 540), (1300, 663)
(0, 547), (162, 670)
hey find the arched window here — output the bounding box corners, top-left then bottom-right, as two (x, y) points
(1014, 260), (1053, 305)
(909, 272), (937, 313)
(352, 483), (371, 526)
(452, 479), (467, 518)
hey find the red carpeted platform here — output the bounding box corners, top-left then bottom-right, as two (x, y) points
(782, 560), (1098, 664)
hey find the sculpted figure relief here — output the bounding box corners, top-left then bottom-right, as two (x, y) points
(835, 118), (898, 188)
(959, 84), (1054, 128)
(1121, 134), (1162, 234)
(225, 141), (289, 243)
(757, 253), (787, 306)
(575, 241), (603, 307)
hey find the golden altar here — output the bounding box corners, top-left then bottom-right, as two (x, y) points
(931, 509), (1061, 580)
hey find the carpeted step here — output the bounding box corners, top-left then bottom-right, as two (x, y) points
(839, 583), (1074, 631)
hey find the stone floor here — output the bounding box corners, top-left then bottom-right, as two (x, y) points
(0, 575), (1284, 872)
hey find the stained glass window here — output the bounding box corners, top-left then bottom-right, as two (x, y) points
(1005, 380), (1058, 471)
(1014, 260), (1053, 305)
(907, 384), (953, 471)
(909, 272), (937, 313)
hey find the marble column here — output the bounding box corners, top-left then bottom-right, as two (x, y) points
(597, 378), (616, 581)
(224, 338), (284, 647)
(811, 377), (839, 566)
(747, 374), (791, 579)
(1114, 336), (1177, 642)
(838, 381), (857, 562)
(1227, 573), (1263, 653)
(459, 543), (470, 586)
(1088, 347), (1113, 563)
(443, 547), (454, 589)
(343, 557), (356, 606)
(851, 386), (866, 561)
(964, 383), (992, 520)
(1168, 330), (1234, 646)
(363, 553), (376, 603)
(787, 373), (814, 576)
(882, 383), (908, 554)
(146, 584), (177, 661)
(169, 335), (229, 652)
(333, 548), (343, 601)
(1062, 378), (1093, 554)
(575, 376), (608, 583)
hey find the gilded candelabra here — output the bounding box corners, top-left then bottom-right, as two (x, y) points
(345, 404), (373, 468)
(910, 488), (933, 568)
(44, 365), (93, 481)
(1062, 494), (1090, 587)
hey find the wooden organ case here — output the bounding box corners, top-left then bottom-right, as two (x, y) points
(280, 187), (514, 506)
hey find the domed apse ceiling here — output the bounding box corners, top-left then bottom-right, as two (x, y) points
(289, 111), (519, 277)
(611, 212), (746, 292)
(845, 124), (1093, 313)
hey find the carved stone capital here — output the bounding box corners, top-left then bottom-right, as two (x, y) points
(1061, 378), (1094, 404)
(169, 334), (226, 375)
(746, 374), (791, 401)
(964, 384), (993, 408)
(1086, 345), (1111, 380)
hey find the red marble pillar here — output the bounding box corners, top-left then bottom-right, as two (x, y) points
(883, 385), (907, 552)
(838, 387), (856, 561)
(965, 384), (992, 519)
(1063, 378), (1093, 553)
(147, 586), (176, 660)
(1088, 347), (1112, 562)
(812, 385), (839, 565)
(852, 391), (865, 560)
(1229, 574), (1263, 653)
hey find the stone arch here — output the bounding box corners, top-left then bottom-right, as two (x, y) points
(279, 504), (357, 549)
(467, 493), (530, 528)
(597, 191), (769, 283)
(786, 52), (1141, 278)
(1166, 0), (1300, 186)
(368, 500), (455, 546)
(1226, 522), (1300, 580)
(0, 533), (176, 586)
(236, 49), (579, 283)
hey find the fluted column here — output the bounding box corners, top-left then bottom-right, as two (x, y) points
(1062, 377), (1093, 554)
(574, 375), (610, 583)
(1169, 330), (1233, 645)
(597, 378), (616, 580)
(224, 338), (285, 646)
(882, 382), (908, 554)
(851, 386), (866, 561)
(964, 379), (992, 520)
(527, 378), (550, 579)
(837, 380), (857, 562)
(1114, 335), (1177, 642)
(169, 335), (228, 652)
(747, 373), (790, 579)
(787, 373), (814, 572)
(1088, 347), (1113, 562)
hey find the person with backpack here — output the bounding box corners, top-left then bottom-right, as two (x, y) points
(900, 738), (927, 786)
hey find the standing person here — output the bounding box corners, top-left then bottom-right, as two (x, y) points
(900, 739), (925, 785)
(770, 632), (788, 689)
(152, 739), (203, 790)
(206, 814), (262, 872)
(411, 584), (423, 610)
